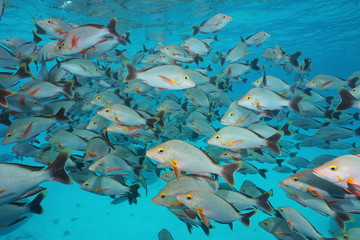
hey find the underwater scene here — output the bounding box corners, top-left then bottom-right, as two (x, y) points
(0, 0), (360, 239)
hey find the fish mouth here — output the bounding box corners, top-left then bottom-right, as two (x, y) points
(312, 168), (322, 178)
(220, 119), (228, 125)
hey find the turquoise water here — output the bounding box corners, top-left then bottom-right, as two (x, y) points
(0, 0), (360, 239)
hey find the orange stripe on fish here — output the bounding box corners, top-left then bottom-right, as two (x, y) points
(105, 168), (124, 172)
(197, 207), (210, 228)
(226, 139), (245, 146)
(320, 80), (333, 87)
(171, 160), (180, 180)
(274, 232), (292, 236)
(0, 190), (6, 194)
(22, 122), (33, 137)
(71, 35), (79, 49)
(158, 75), (178, 85)
(306, 187), (326, 199)
(29, 88), (41, 95)
(93, 188), (110, 192)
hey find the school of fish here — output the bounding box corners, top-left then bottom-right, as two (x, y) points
(0, 8), (359, 240)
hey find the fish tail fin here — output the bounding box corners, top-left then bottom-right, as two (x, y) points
(0, 89), (16, 107)
(20, 55), (37, 66)
(266, 133), (282, 155)
(281, 121), (292, 136)
(258, 169), (268, 179)
(133, 165), (146, 179)
(63, 80), (74, 98)
(289, 95), (303, 113)
(220, 161), (241, 186)
(124, 61), (137, 82)
(325, 96), (334, 105)
(122, 31), (131, 44)
(32, 31), (43, 44)
(16, 63), (34, 79)
(192, 26), (200, 35)
(28, 192), (46, 214)
(336, 88), (356, 111)
(218, 56), (225, 66)
(127, 183), (140, 204)
(250, 58), (260, 71)
(48, 149), (72, 185)
(200, 222), (211, 235)
(54, 107), (70, 121)
(289, 51), (301, 67)
(240, 209), (257, 227)
(348, 76), (359, 89)
(107, 18), (122, 41)
(255, 190), (274, 213)
(333, 211), (354, 231)
(146, 110), (165, 129)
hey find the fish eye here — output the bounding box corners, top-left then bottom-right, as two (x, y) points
(160, 192), (166, 199)
(186, 194), (193, 200)
(223, 152), (228, 156)
(96, 96), (101, 100)
(92, 121), (96, 125)
(214, 135), (220, 139)
(126, 85), (130, 88)
(165, 47), (169, 50)
(98, 162), (103, 166)
(47, 20), (52, 23)
(292, 176), (299, 182)
(85, 102), (89, 105)
(263, 221), (268, 226)
(160, 104), (164, 108)
(33, 100), (38, 104)
(184, 75), (189, 80)
(352, 88), (357, 91)
(104, 108), (110, 113)
(6, 132), (12, 137)
(343, 234), (349, 240)
(222, 15), (226, 18)
(95, 68), (99, 71)
(61, 42), (65, 46)
(157, 147), (165, 154)
(329, 165), (338, 171)
(48, 134), (53, 139)
(164, 174), (168, 177)
(229, 112), (234, 116)
(279, 208), (284, 212)
(311, 80), (315, 83)
(246, 95), (251, 100)
(20, 87), (24, 91)
(84, 182), (89, 186)
(262, 33), (266, 36)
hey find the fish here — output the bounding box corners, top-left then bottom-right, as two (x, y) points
(79, 176), (140, 204)
(221, 59), (260, 79)
(35, 18), (74, 40)
(192, 13), (232, 35)
(207, 126), (282, 155)
(152, 175), (218, 207)
(0, 192), (45, 228)
(84, 137), (111, 161)
(220, 37), (248, 65)
(0, 63), (34, 89)
(177, 190), (257, 228)
(305, 74), (348, 90)
(0, 150), (71, 207)
(20, 80), (73, 99)
(237, 88), (303, 113)
(245, 31), (271, 47)
(278, 206), (337, 240)
(0, 0), (4, 21)
(181, 37), (210, 56)
(124, 62), (195, 90)
(46, 130), (88, 151)
(160, 44), (194, 63)
(334, 228), (360, 240)
(313, 154), (360, 196)
(2, 108), (69, 144)
(146, 140), (241, 186)
(55, 18), (125, 55)
(259, 217), (308, 240)
(97, 103), (165, 130)
(0, 89), (17, 107)
(59, 58), (104, 77)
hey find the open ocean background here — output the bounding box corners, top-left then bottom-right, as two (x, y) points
(0, 0), (359, 239)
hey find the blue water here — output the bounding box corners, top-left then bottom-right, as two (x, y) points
(1, 0), (360, 239)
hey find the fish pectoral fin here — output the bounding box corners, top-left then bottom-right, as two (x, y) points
(93, 188), (110, 192)
(197, 207), (211, 228)
(306, 187), (326, 199)
(22, 122), (34, 137)
(183, 208), (197, 219)
(286, 219), (293, 231)
(79, 64), (89, 72)
(171, 160), (180, 180)
(158, 75), (178, 85)
(167, 200), (183, 207)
